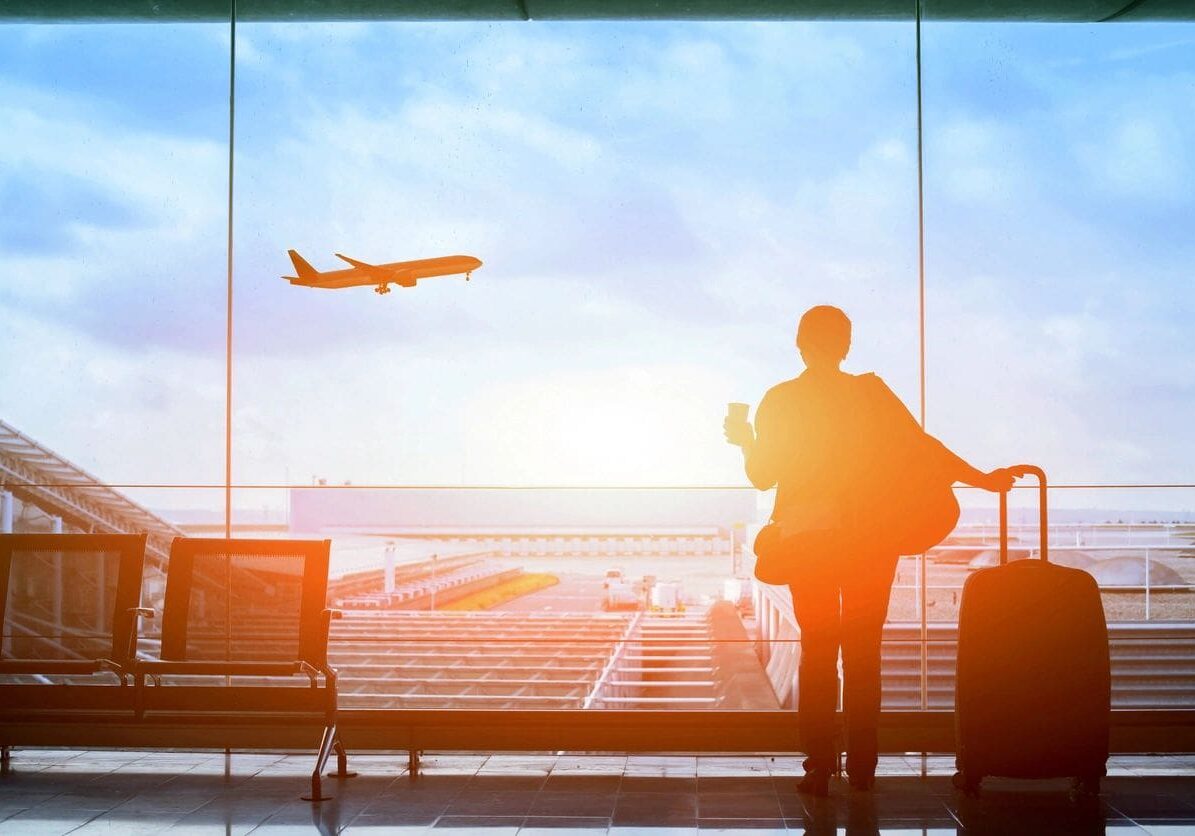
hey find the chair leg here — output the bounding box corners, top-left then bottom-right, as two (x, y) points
(408, 749), (420, 780)
(328, 734), (357, 778)
(302, 724), (337, 802)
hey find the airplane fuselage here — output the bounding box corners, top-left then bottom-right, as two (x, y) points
(285, 253), (482, 292)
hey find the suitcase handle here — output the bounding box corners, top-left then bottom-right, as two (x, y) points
(999, 464), (1048, 565)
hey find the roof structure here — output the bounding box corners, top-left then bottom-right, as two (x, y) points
(0, 418), (183, 567)
(2, 0), (1191, 22)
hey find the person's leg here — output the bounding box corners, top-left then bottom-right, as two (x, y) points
(840, 553), (899, 784)
(788, 565), (841, 776)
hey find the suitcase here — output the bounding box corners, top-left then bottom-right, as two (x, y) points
(952, 465), (1110, 796)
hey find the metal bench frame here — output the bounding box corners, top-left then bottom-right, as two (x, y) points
(132, 537), (348, 801)
(0, 533), (150, 770)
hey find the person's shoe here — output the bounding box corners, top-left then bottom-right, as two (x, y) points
(846, 772), (875, 791)
(796, 768), (831, 797)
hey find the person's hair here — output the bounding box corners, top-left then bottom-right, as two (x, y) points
(796, 305), (852, 363)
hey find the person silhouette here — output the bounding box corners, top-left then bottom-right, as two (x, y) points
(724, 304), (1013, 795)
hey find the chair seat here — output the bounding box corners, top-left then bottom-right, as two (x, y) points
(137, 683), (334, 716)
(0, 682), (138, 715)
(0, 659), (110, 676)
(134, 660), (307, 677)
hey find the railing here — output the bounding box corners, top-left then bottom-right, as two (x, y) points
(5, 473), (1195, 713)
(754, 578), (1195, 712)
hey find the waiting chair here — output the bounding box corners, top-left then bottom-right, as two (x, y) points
(133, 537), (349, 801)
(0, 533), (150, 768)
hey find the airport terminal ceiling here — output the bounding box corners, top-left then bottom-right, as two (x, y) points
(4, 0), (1193, 22)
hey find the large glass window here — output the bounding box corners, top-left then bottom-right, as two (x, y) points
(0, 22), (229, 511)
(916, 21), (1195, 707)
(227, 19), (918, 711)
(2, 10), (1192, 717)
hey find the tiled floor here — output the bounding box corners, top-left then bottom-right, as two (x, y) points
(1, 751), (1193, 834)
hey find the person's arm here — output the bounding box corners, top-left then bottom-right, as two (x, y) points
(928, 437), (1013, 493)
(747, 390), (787, 490)
(868, 374), (1013, 494)
(724, 390), (780, 491)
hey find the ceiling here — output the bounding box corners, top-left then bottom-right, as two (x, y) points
(3, 0), (1193, 23)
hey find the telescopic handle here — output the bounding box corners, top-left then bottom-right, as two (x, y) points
(999, 464), (1048, 565)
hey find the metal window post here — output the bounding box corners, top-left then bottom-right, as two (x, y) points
(384, 542), (396, 594)
(52, 516), (64, 628)
(1145, 548), (1151, 621)
(1, 491), (12, 533)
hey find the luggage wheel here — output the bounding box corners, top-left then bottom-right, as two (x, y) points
(952, 770), (981, 796)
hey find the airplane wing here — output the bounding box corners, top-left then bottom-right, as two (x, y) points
(335, 253), (379, 271)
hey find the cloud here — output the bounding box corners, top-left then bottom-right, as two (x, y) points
(0, 75), (230, 350)
(2, 20), (1194, 491)
(0, 304), (226, 485)
(1075, 112), (1192, 203)
(0, 167), (143, 254)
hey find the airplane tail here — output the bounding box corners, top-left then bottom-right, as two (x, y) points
(287, 249), (319, 280)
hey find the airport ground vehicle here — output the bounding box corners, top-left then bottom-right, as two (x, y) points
(603, 579), (640, 611)
(650, 581), (684, 613)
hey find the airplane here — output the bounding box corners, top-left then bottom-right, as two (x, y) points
(284, 250), (482, 295)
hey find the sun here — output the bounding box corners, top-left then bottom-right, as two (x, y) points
(466, 366), (738, 486)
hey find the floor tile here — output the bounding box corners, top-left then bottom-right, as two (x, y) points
(618, 776), (697, 793)
(433, 814), (522, 832)
(541, 773), (622, 793)
(519, 815), (611, 831)
(447, 789), (539, 816)
(530, 790), (618, 817)
(696, 817), (786, 832)
(0, 752), (1191, 835)
(696, 792), (782, 819)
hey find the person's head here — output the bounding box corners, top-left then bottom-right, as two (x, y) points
(796, 305), (851, 370)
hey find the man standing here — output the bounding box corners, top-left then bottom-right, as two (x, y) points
(724, 304), (1012, 795)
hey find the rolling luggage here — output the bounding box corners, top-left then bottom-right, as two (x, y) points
(953, 465), (1110, 796)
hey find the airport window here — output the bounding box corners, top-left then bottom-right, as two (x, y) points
(1, 12), (1193, 718)
(921, 23), (1195, 649)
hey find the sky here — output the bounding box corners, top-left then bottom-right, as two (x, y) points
(0, 20), (1193, 513)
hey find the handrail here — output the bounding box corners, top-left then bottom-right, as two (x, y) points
(583, 611), (642, 709)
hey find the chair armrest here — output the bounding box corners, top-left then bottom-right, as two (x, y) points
(96, 657), (136, 683)
(320, 608), (342, 646)
(298, 660), (322, 686)
(121, 607), (156, 662)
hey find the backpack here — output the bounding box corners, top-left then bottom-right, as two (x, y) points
(753, 373), (959, 585)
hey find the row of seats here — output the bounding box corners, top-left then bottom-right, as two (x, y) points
(0, 533), (348, 802)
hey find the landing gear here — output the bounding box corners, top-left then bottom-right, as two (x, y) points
(374, 283), (391, 295)
(465, 271), (472, 281)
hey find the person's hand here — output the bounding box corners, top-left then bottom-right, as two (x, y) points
(723, 417), (754, 449)
(978, 467), (1016, 493)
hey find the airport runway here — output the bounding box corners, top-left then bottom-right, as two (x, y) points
(491, 572), (609, 613)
